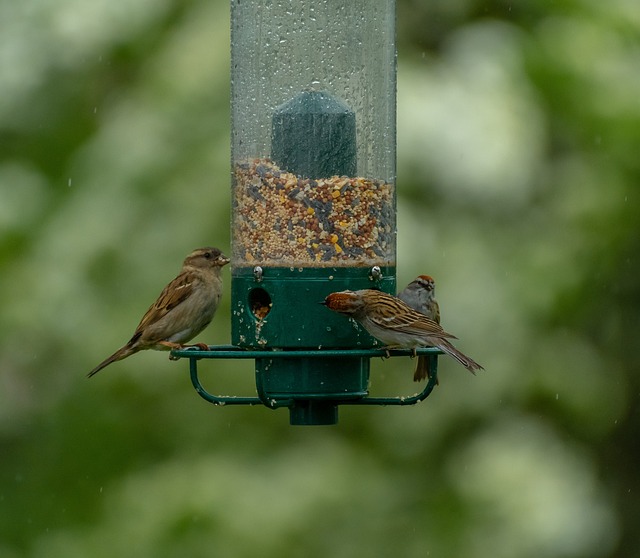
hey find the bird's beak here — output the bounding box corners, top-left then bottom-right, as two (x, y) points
(318, 300), (328, 306)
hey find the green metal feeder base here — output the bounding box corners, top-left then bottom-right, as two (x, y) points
(231, 265), (396, 349)
(171, 345), (441, 425)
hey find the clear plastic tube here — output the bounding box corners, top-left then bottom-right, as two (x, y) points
(231, 0), (396, 269)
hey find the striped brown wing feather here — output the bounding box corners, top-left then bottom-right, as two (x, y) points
(133, 271), (197, 335)
(367, 293), (458, 340)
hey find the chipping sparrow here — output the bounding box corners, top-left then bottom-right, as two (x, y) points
(322, 289), (483, 375)
(398, 275), (440, 382)
(87, 247), (229, 377)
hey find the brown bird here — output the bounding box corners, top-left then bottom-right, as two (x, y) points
(398, 275), (441, 382)
(322, 289), (483, 376)
(87, 247), (229, 377)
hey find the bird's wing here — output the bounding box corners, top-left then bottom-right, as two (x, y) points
(370, 307), (458, 340)
(133, 271), (198, 335)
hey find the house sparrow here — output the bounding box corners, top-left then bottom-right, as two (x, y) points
(322, 289), (483, 376)
(87, 247), (229, 378)
(398, 275), (440, 382)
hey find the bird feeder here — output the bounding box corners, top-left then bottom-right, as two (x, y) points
(172, 0), (440, 424)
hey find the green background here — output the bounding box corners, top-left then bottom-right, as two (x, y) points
(1, 1), (638, 557)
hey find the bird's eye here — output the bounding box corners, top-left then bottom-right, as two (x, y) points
(204, 252), (212, 259)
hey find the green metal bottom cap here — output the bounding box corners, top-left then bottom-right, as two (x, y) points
(256, 355), (369, 399)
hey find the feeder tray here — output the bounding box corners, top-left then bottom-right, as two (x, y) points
(171, 345), (441, 425)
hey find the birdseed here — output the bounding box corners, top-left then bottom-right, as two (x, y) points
(233, 159), (395, 267)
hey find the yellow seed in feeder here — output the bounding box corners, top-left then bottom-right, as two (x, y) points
(307, 207), (315, 215)
(330, 234), (339, 244)
(331, 189), (341, 199)
(335, 244), (343, 254)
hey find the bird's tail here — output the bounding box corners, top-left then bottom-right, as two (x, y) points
(87, 345), (138, 378)
(413, 355), (439, 384)
(437, 339), (483, 374)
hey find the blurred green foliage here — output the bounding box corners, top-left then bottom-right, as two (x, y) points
(1, 0), (639, 557)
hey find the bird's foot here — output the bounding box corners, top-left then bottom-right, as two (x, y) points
(381, 345), (404, 359)
(160, 341), (183, 361)
(163, 341), (210, 360)
(158, 340), (195, 360)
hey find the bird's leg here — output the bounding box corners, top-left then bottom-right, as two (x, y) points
(160, 340), (210, 360)
(381, 347), (395, 359)
(157, 340), (183, 360)
(186, 342), (210, 351)
(410, 348), (417, 360)
(158, 340), (182, 350)
(159, 341), (209, 351)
